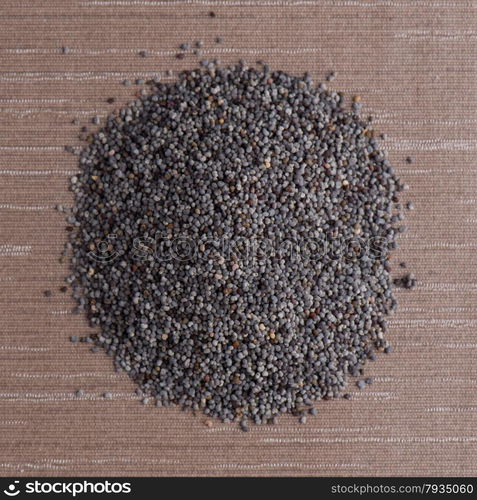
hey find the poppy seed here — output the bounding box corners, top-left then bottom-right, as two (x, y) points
(66, 62), (412, 428)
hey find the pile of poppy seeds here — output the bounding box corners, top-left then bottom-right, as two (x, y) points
(65, 61), (414, 429)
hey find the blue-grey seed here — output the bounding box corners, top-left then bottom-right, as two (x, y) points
(66, 61), (412, 430)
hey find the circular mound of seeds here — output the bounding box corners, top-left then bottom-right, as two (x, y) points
(67, 62), (409, 426)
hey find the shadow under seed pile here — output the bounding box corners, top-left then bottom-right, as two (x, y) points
(68, 63), (408, 425)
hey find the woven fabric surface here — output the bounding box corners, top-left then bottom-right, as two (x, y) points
(0, 0), (476, 477)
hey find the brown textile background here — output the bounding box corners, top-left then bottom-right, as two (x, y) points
(0, 0), (476, 477)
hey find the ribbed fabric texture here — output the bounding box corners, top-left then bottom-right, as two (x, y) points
(0, 0), (476, 477)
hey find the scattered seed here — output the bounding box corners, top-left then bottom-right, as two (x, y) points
(394, 274), (417, 289)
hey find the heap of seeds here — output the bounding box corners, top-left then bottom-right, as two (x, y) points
(67, 62), (410, 426)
